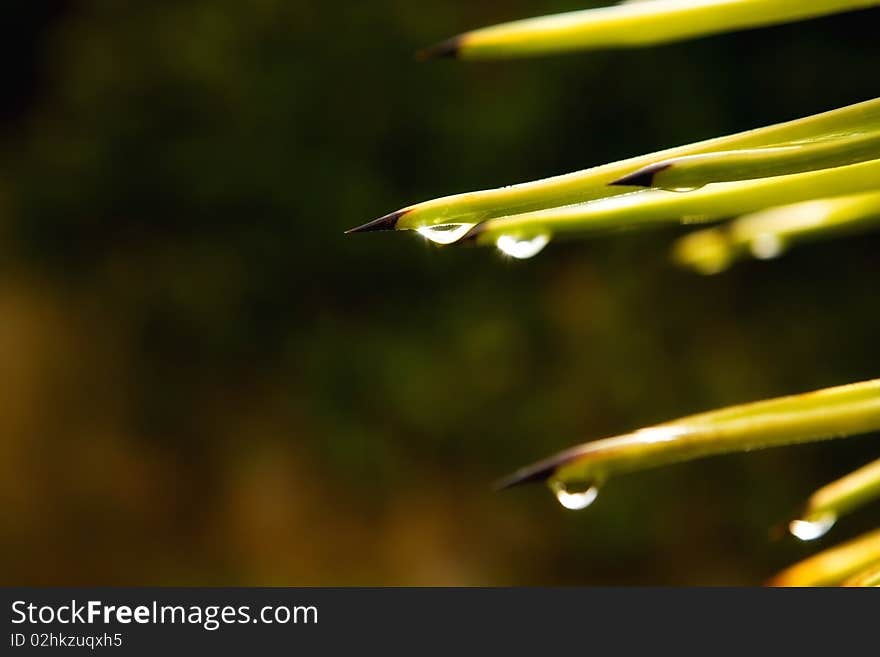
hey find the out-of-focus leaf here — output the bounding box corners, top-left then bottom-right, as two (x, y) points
(787, 458), (880, 542)
(841, 561), (880, 587)
(420, 0), (880, 60)
(673, 191), (880, 273)
(769, 529), (880, 586)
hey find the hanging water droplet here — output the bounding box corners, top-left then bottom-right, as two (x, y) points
(788, 512), (837, 541)
(680, 214), (713, 225)
(415, 223), (476, 245)
(665, 185), (704, 193)
(691, 255), (731, 276)
(674, 230), (733, 275)
(550, 479), (599, 511)
(750, 232), (785, 260)
(496, 233), (551, 260)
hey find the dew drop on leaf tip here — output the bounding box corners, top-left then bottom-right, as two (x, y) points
(665, 186), (703, 193)
(750, 232), (786, 260)
(788, 512), (837, 541)
(496, 233), (551, 260)
(550, 479), (600, 511)
(415, 223), (476, 245)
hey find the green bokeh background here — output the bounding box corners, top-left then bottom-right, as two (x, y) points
(2, 0), (879, 585)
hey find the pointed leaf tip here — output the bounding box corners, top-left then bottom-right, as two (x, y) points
(610, 163), (672, 188)
(345, 209), (408, 234)
(416, 37), (463, 62)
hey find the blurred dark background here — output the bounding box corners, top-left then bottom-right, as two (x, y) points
(2, 0), (879, 585)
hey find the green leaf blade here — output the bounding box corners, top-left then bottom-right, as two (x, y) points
(769, 529), (880, 586)
(352, 98), (880, 235)
(499, 379), (880, 493)
(673, 191), (880, 273)
(423, 0), (880, 61)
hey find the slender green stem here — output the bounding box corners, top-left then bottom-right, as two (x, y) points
(673, 191), (880, 273)
(355, 98), (880, 233)
(497, 379), (880, 491)
(768, 529), (880, 586)
(619, 130), (880, 190)
(470, 158), (880, 245)
(424, 0), (880, 60)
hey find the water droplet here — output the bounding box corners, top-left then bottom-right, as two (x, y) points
(674, 230), (732, 275)
(550, 480), (599, 511)
(680, 214), (713, 225)
(633, 425), (690, 443)
(496, 233), (551, 260)
(415, 223), (476, 245)
(665, 186), (703, 193)
(692, 256), (731, 276)
(750, 233), (785, 260)
(789, 512), (837, 541)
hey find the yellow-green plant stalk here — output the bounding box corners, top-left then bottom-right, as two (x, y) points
(467, 158), (880, 252)
(497, 380), (880, 506)
(347, 98), (880, 235)
(419, 0), (880, 61)
(673, 191), (880, 274)
(768, 529), (880, 586)
(613, 131), (880, 190)
(671, 378), (880, 426)
(841, 561), (880, 587)
(788, 458), (880, 542)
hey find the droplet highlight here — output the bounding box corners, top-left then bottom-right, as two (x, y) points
(789, 512), (837, 541)
(415, 223), (476, 245)
(550, 480), (599, 511)
(673, 230), (733, 275)
(496, 233), (551, 260)
(750, 233), (785, 260)
(665, 186), (704, 193)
